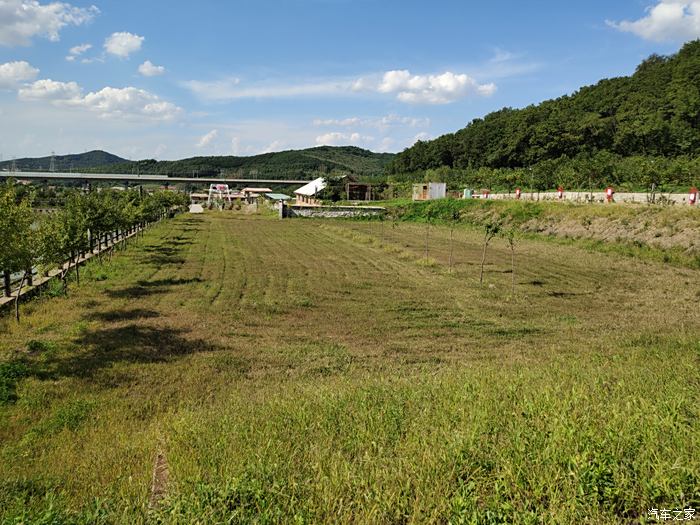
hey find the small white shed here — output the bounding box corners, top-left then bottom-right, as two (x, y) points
(412, 182), (447, 201)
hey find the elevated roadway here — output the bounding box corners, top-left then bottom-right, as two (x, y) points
(0, 171), (311, 186)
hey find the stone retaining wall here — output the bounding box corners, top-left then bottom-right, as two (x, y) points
(284, 205), (386, 218)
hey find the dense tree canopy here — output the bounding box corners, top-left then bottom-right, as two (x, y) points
(387, 40), (700, 190)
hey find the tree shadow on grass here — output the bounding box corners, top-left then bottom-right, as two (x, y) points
(135, 243), (189, 267)
(104, 277), (203, 299)
(138, 277), (203, 287)
(545, 290), (595, 298)
(104, 286), (171, 299)
(166, 238), (192, 247)
(142, 245), (182, 257)
(85, 308), (161, 322)
(40, 323), (219, 382)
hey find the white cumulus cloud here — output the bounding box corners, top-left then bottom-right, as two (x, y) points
(315, 131), (374, 146)
(104, 31), (144, 58)
(17, 78), (181, 121)
(196, 129), (218, 148)
(78, 87), (180, 120)
(18, 78), (81, 100)
(0, 60), (39, 89)
(138, 60), (165, 77)
(183, 70), (495, 104)
(314, 114), (430, 129)
(65, 42), (91, 61)
(374, 70), (496, 104)
(261, 140), (285, 154)
(608, 1), (700, 42)
(0, 0), (98, 47)
(313, 117), (362, 127)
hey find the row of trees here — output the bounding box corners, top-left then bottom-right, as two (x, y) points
(386, 153), (700, 193)
(387, 41), (700, 190)
(0, 181), (188, 321)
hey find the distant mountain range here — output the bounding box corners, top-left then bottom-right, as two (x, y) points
(1, 146), (395, 180)
(0, 150), (126, 172)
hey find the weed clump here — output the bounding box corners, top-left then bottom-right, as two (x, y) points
(0, 361), (30, 404)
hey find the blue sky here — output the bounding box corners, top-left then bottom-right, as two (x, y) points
(0, 0), (698, 160)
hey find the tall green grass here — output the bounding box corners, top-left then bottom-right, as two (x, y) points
(0, 213), (697, 523)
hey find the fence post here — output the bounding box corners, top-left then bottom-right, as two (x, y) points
(3, 271), (11, 297)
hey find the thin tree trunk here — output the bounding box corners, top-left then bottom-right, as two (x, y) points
(424, 224), (429, 262)
(75, 256), (80, 285)
(26, 267), (33, 286)
(15, 271), (27, 322)
(511, 245), (516, 295)
(3, 270), (11, 297)
(480, 237), (489, 285)
(448, 227), (454, 273)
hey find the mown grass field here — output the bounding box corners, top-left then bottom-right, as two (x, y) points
(0, 211), (698, 524)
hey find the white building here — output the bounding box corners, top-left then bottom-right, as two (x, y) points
(294, 177), (327, 206)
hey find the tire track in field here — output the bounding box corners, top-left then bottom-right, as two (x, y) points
(209, 239), (227, 306)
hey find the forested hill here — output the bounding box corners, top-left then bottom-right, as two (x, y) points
(0, 150), (126, 172)
(387, 40), (700, 176)
(88, 146), (394, 179)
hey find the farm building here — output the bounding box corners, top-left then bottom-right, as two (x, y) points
(412, 182), (447, 201)
(241, 187), (273, 204)
(346, 182), (375, 201)
(264, 193), (292, 203)
(294, 177), (326, 206)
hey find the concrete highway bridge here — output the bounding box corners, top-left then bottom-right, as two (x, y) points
(0, 171), (311, 186)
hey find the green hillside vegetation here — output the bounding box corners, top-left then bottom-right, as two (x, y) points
(87, 146), (394, 179)
(382, 198), (700, 268)
(0, 151), (126, 172)
(387, 40), (700, 192)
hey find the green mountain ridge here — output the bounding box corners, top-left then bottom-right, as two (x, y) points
(1, 146), (394, 181)
(87, 146), (394, 179)
(0, 151), (126, 172)
(387, 40), (700, 190)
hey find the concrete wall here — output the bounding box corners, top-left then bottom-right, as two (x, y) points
(285, 204), (385, 219)
(481, 191), (697, 205)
